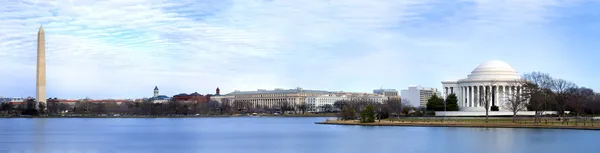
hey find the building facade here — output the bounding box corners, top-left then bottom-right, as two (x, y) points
(216, 87), (387, 112)
(373, 89), (399, 97)
(150, 86), (170, 103)
(401, 85), (440, 108)
(441, 60), (524, 112)
(172, 92), (208, 104)
(226, 87), (330, 109)
(306, 94), (349, 112)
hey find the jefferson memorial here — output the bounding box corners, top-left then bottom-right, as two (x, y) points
(442, 60), (521, 112)
(438, 60), (563, 116)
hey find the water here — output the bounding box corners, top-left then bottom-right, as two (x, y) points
(1, 117), (599, 153)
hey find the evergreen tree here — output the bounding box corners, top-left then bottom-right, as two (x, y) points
(445, 93), (459, 111)
(360, 105), (376, 123)
(426, 94), (445, 111)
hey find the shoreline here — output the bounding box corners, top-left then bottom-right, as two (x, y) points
(316, 120), (600, 131)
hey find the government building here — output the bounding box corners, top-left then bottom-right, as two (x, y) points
(211, 87), (387, 112)
(442, 60), (522, 112)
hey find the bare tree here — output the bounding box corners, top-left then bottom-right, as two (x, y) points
(298, 103), (308, 114)
(567, 87), (594, 125)
(479, 80), (497, 123)
(503, 79), (532, 123)
(385, 98), (402, 119)
(321, 104), (334, 113)
(551, 79), (577, 119)
(522, 72), (554, 123)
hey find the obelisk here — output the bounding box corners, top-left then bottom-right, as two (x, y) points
(36, 25), (47, 109)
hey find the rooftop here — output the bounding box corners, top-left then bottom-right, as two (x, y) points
(227, 87), (330, 95)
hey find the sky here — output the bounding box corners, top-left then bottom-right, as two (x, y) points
(0, 0), (599, 99)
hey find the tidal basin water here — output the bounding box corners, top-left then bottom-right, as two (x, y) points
(1, 117), (600, 153)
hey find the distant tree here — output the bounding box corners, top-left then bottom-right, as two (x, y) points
(360, 105), (376, 123)
(376, 103), (390, 120)
(219, 102), (232, 115)
(523, 71), (554, 123)
(479, 80), (497, 123)
(333, 100), (349, 112)
(426, 94), (444, 111)
(567, 87), (594, 125)
(298, 103), (308, 114)
(104, 102), (120, 114)
(504, 79), (533, 123)
(402, 106), (414, 115)
(552, 79), (577, 119)
(445, 93), (459, 111)
(385, 98), (403, 118)
(321, 104), (334, 113)
(338, 107), (356, 121)
(21, 99), (39, 116)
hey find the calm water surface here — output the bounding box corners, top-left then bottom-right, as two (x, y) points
(1, 117), (599, 153)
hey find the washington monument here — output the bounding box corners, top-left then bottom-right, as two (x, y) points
(37, 25), (46, 109)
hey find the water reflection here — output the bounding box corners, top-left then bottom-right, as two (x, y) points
(0, 117), (599, 153)
(34, 118), (46, 153)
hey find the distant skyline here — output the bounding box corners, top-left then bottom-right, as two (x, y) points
(1, 0), (599, 99)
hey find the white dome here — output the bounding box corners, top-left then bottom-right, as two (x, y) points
(466, 60), (520, 81)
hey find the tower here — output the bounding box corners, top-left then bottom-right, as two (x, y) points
(154, 86), (159, 97)
(36, 25), (47, 109)
(216, 87), (220, 95)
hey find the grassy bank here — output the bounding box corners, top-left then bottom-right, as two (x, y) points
(317, 119), (600, 131)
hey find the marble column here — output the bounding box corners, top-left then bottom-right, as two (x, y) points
(495, 85), (499, 107)
(444, 87), (448, 98)
(463, 86), (467, 107)
(503, 85), (506, 105)
(476, 86), (480, 107)
(469, 86), (473, 107)
(509, 86), (513, 101)
(460, 86), (464, 107)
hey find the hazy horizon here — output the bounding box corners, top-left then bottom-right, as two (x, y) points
(1, 0), (599, 99)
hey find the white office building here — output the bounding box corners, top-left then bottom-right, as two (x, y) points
(306, 94), (349, 112)
(400, 85), (441, 108)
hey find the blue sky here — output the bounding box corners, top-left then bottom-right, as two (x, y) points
(0, 0), (599, 99)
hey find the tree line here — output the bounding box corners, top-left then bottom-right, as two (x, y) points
(0, 98), (318, 116)
(335, 98), (432, 122)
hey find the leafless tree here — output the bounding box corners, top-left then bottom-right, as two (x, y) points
(522, 72), (554, 123)
(503, 79), (532, 123)
(479, 80), (497, 123)
(567, 87), (594, 125)
(298, 103), (308, 114)
(551, 79), (577, 119)
(385, 98), (403, 119)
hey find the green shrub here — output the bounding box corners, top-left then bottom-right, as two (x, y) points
(491, 105), (499, 111)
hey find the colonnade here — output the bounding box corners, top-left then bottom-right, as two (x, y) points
(445, 84), (522, 110)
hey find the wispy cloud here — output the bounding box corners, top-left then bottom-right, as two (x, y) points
(0, 0), (599, 99)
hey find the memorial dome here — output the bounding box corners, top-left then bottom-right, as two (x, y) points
(466, 60), (520, 81)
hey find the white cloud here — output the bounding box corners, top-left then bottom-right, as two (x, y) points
(0, 0), (598, 99)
